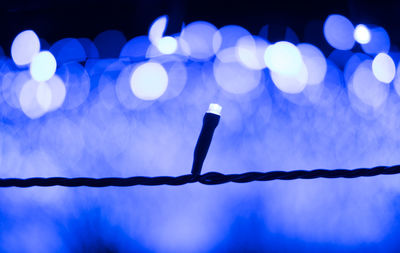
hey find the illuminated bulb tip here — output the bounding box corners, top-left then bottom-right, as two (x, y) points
(354, 24), (371, 44)
(207, 103), (222, 115)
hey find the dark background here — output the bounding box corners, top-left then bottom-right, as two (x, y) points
(1, 0), (400, 54)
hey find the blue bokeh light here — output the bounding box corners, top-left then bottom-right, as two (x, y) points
(372, 53), (395, 83)
(49, 38), (87, 64)
(361, 26), (390, 55)
(2, 13), (400, 252)
(11, 30), (41, 66)
(323, 14), (355, 50)
(30, 51), (57, 82)
(354, 24), (371, 44)
(130, 62), (168, 100)
(179, 21), (221, 60)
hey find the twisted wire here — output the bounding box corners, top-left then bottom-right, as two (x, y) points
(1, 165), (399, 187)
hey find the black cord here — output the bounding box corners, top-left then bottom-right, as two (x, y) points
(0, 165), (399, 187)
(191, 106), (221, 176)
(1, 104), (398, 188)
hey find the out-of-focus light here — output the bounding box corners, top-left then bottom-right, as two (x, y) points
(46, 75), (66, 111)
(361, 27), (390, 55)
(130, 62), (168, 100)
(298, 43), (327, 85)
(354, 24), (371, 44)
(78, 38), (100, 58)
(213, 58), (261, 94)
(30, 51), (57, 82)
(236, 35), (268, 70)
(270, 63), (308, 94)
(36, 82), (52, 110)
(393, 64), (400, 97)
(120, 36), (150, 60)
(19, 79), (47, 119)
(57, 62), (90, 110)
(49, 38), (87, 64)
(94, 30), (127, 58)
(214, 25), (251, 53)
(157, 36), (177, 54)
(159, 60), (187, 101)
(350, 60), (388, 108)
(344, 53), (369, 83)
(149, 15), (168, 44)
(179, 21), (221, 60)
(323, 14), (355, 50)
(11, 30), (41, 66)
(372, 53), (395, 83)
(264, 41), (303, 76)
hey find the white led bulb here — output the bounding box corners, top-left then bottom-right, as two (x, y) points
(207, 103), (222, 116)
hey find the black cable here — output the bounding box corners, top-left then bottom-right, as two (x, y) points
(0, 165), (399, 187)
(191, 104), (221, 176)
(1, 103), (399, 188)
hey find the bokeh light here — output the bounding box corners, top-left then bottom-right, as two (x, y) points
(213, 57), (262, 94)
(180, 21), (221, 60)
(361, 26), (390, 55)
(149, 15), (168, 44)
(323, 14), (355, 50)
(372, 53), (395, 83)
(354, 24), (371, 44)
(298, 43), (327, 85)
(11, 30), (41, 66)
(49, 38), (87, 64)
(3, 12), (400, 253)
(264, 41), (303, 76)
(30, 51), (57, 82)
(157, 36), (178, 54)
(349, 59), (389, 109)
(236, 35), (268, 70)
(19, 79), (48, 118)
(130, 62), (168, 100)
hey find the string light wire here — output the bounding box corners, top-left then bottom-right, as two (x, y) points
(1, 103), (399, 188)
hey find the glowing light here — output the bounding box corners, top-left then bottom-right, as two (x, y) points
(158, 60), (187, 101)
(130, 62), (168, 100)
(270, 63), (308, 94)
(323, 14), (355, 50)
(350, 60), (388, 108)
(214, 25), (251, 53)
(36, 83), (52, 110)
(78, 38), (100, 58)
(3, 70), (30, 109)
(57, 62), (91, 110)
(264, 41), (303, 76)
(207, 103), (222, 115)
(120, 36), (150, 60)
(372, 53), (395, 83)
(179, 21), (221, 60)
(361, 27), (390, 55)
(149, 15), (168, 44)
(11, 30), (41, 66)
(46, 75), (66, 111)
(30, 51), (57, 82)
(19, 80), (47, 119)
(213, 58), (261, 94)
(157, 36), (178, 54)
(49, 38), (87, 64)
(344, 53), (369, 83)
(236, 35), (268, 70)
(354, 24), (371, 44)
(298, 43), (327, 85)
(393, 64), (400, 97)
